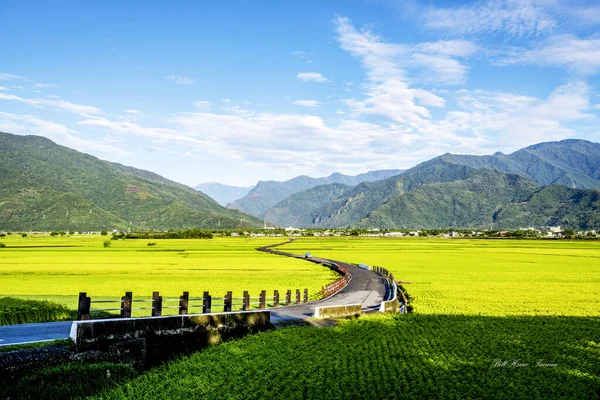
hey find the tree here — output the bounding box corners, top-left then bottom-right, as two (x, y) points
(562, 229), (575, 238)
(50, 232), (59, 237)
(0, 233), (5, 239)
(59, 231), (66, 237)
(103, 240), (112, 248)
(0, 243), (6, 248)
(21, 233), (28, 238)
(101, 230), (108, 236)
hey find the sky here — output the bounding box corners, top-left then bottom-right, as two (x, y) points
(1, 0), (599, 187)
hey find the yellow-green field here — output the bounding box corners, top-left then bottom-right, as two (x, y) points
(281, 237), (600, 316)
(0, 234), (338, 313)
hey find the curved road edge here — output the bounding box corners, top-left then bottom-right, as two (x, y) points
(256, 240), (390, 322)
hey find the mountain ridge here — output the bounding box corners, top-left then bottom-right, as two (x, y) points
(0, 132), (261, 231)
(228, 169), (405, 217)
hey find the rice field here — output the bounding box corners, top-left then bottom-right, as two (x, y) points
(280, 237), (600, 316)
(3, 235), (599, 399)
(0, 234), (338, 314)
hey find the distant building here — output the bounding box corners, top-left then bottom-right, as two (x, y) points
(384, 232), (405, 237)
(541, 226), (562, 233)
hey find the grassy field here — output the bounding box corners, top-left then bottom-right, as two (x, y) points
(0, 234), (338, 317)
(3, 235), (599, 398)
(281, 237), (600, 316)
(98, 313), (600, 399)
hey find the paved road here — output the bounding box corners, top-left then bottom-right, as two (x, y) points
(0, 321), (72, 346)
(0, 241), (389, 346)
(257, 241), (389, 322)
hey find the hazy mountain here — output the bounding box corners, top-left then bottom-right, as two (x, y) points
(194, 182), (253, 206)
(228, 169), (404, 218)
(0, 132), (261, 231)
(263, 183), (353, 227)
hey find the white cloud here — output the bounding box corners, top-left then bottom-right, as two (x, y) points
(412, 53), (469, 85)
(165, 75), (195, 84)
(293, 100), (323, 108)
(222, 98), (231, 103)
(416, 40), (479, 57)
(423, 0), (557, 37)
(572, 6), (600, 24)
(125, 109), (142, 114)
(0, 92), (104, 116)
(34, 83), (59, 88)
(0, 86), (7, 91)
(0, 73), (25, 81)
(446, 81), (594, 147)
(297, 72), (330, 83)
(0, 111), (127, 155)
(500, 35), (600, 74)
(293, 51), (314, 63)
(335, 17), (446, 127)
(194, 101), (212, 111)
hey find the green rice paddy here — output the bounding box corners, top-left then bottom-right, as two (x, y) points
(0, 234), (338, 315)
(281, 237), (600, 316)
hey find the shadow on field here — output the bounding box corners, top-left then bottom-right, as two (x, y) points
(17, 313), (594, 400)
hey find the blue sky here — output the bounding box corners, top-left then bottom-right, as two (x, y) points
(1, 0), (599, 187)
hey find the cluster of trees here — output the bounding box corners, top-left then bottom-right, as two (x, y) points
(112, 228), (213, 240)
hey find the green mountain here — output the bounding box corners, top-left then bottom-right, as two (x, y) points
(194, 182), (254, 206)
(303, 158), (600, 230)
(263, 183), (353, 227)
(228, 169), (404, 218)
(307, 159), (478, 227)
(359, 169), (539, 229)
(493, 185), (600, 229)
(0, 132), (261, 231)
(434, 139), (600, 189)
(266, 140), (600, 229)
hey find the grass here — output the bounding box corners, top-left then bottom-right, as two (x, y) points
(97, 313), (600, 399)
(0, 234), (338, 317)
(0, 339), (71, 353)
(0, 297), (74, 325)
(280, 237), (600, 316)
(0, 362), (138, 400)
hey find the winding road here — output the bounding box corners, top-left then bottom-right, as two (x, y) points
(0, 241), (389, 346)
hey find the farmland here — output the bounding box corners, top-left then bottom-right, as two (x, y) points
(281, 237), (600, 316)
(96, 236), (599, 399)
(2, 235), (599, 399)
(0, 234), (338, 316)
(99, 313), (600, 399)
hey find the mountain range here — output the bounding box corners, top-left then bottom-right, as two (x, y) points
(227, 169), (404, 218)
(250, 139), (600, 229)
(0, 132), (261, 231)
(2, 131), (599, 231)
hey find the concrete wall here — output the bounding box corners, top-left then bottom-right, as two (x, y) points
(379, 280), (399, 312)
(314, 304), (361, 319)
(70, 310), (271, 367)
